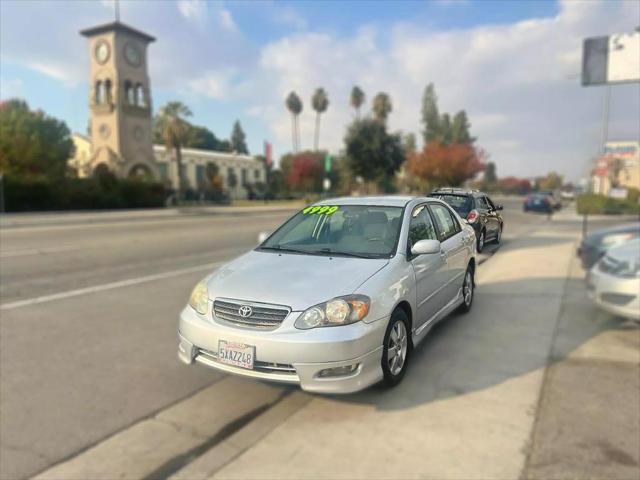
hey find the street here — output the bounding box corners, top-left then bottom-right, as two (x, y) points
(1, 199), (638, 479)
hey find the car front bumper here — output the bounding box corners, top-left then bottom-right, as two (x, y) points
(178, 305), (388, 394)
(587, 269), (640, 321)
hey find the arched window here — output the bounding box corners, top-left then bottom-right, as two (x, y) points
(95, 80), (104, 104)
(124, 81), (134, 105)
(136, 84), (146, 107)
(104, 79), (112, 104)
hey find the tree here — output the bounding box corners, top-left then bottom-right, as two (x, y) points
(484, 161), (497, 184)
(230, 120), (249, 154)
(451, 110), (474, 144)
(372, 92), (392, 123)
(311, 88), (329, 151)
(421, 83), (440, 143)
(285, 92), (303, 153)
(439, 113), (452, 144)
(403, 133), (417, 155)
(535, 171), (563, 191)
(407, 142), (486, 188)
(0, 99), (73, 179)
(350, 86), (365, 119)
(285, 151), (324, 193)
(344, 118), (404, 192)
(156, 101), (192, 199)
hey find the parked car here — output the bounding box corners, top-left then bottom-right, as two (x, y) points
(523, 194), (554, 214)
(539, 190), (562, 210)
(178, 196), (477, 394)
(428, 187), (503, 253)
(560, 190), (576, 201)
(578, 223), (640, 269)
(587, 238), (640, 321)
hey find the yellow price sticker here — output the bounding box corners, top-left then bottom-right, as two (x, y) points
(302, 205), (339, 215)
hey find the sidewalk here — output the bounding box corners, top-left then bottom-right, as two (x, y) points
(173, 224), (592, 479)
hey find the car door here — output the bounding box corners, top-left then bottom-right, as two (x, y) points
(407, 204), (449, 328)
(428, 202), (468, 302)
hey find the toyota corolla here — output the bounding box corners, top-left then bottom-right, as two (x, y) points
(178, 196), (476, 394)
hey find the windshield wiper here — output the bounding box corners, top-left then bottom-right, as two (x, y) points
(258, 245), (318, 255)
(317, 248), (382, 259)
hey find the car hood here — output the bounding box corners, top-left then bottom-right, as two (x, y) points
(207, 250), (389, 311)
(584, 222), (640, 247)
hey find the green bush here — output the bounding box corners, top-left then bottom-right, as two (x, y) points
(577, 194), (640, 216)
(3, 175), (166, 212)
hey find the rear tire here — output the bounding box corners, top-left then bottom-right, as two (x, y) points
(381, 309), (411, 388)
(476, 230), (485, 253)
(457, 265), (475, 314)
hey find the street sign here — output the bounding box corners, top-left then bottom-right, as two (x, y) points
(324, 153), (332, 173)
(582, 31), (640, 86)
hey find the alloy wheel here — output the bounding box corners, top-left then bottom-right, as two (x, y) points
(387, 320), (408, 376)
(463, 270), (474, 306)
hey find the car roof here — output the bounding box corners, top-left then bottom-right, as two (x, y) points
(314, 195), (420, 207)
(430, 187), (483, 196)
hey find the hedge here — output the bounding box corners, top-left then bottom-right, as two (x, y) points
(577, 194), (640, 216)
(2, 175), (166, 212)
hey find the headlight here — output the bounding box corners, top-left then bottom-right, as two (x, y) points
(295, 295), (370, 329)
(188, 281), (209, 315)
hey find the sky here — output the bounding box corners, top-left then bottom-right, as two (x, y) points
(1, 0), (639, 181)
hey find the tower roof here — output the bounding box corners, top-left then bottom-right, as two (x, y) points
(80, 21), (155, 43)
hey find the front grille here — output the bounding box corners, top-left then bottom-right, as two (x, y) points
(600, 293), (635, 306)
(197, 349), (297, 375)
(213, 298), (290, 329)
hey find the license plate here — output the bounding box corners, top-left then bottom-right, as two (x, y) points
(218, 340), (255, 370)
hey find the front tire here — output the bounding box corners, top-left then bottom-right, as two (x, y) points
(458, 265), (475, 313)
(381, 309), (410, 388)
(493, 225), (503, 245)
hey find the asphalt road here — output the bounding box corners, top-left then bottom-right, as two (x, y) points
(0, 198), (549, 479)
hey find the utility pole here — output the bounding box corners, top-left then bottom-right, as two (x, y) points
(114, 0), (120, 22)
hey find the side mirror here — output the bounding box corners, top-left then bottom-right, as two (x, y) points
(257, 231), (270, 243)
(411, 239), (441, 256)
(495, 205), (504, 211)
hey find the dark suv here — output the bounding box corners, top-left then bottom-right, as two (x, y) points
(428, 188), (504, 253)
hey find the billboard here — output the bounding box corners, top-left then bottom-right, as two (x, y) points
(582, 31), (640, 86)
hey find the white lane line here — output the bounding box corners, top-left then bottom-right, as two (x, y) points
(0, 262), (222, 311)
(0, 245), (80, 258)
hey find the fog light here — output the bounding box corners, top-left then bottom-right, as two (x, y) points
(317, 364), (359, 378)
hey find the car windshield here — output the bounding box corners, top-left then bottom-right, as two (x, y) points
(259, 205), (404, 258)
(429, 194), (473, 216)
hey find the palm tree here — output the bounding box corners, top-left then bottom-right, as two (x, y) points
(350, 86), (365, 119)
(156, 101), (192, 200)
(285, 91), (303, 152)
(372, 92), (392, 124)
(311, 88), (329, 151)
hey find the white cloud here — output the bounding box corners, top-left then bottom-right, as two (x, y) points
(177, 0), (207, 22)
(247, 0), (639, 179)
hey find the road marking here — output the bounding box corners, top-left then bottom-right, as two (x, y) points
(0, 245), (80, 258)
(0, 262), (222, 311)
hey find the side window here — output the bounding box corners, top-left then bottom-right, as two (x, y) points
(485, 196), (496, 210)
(476, 196), (488, 210)
(408, 205), (438, 249)
(429, 204), (458, 240)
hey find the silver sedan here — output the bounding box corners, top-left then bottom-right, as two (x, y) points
(178, 196), (477, 394)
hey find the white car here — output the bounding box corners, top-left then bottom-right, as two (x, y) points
(588, 238), (640, 321)
(178, 196), (477, 394)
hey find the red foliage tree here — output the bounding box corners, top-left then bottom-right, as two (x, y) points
(407, 142), (486, 188)
(496, 176), (532, 195)
(286, 151), (324, 192)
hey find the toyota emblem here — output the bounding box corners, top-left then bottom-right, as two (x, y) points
(238, 305), (252, 318)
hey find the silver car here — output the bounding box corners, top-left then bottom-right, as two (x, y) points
(178, 196), (477, 394)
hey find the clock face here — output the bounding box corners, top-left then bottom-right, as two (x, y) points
(124, 43), (141, 67)
(95, 41), (110, 64)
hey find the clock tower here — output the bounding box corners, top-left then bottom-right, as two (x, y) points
(80, 22), (158, 179)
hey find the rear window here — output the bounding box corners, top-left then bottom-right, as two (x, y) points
(429, 194), (473, 216)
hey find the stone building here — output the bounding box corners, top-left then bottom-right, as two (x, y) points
(69, 20), (264, 199)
